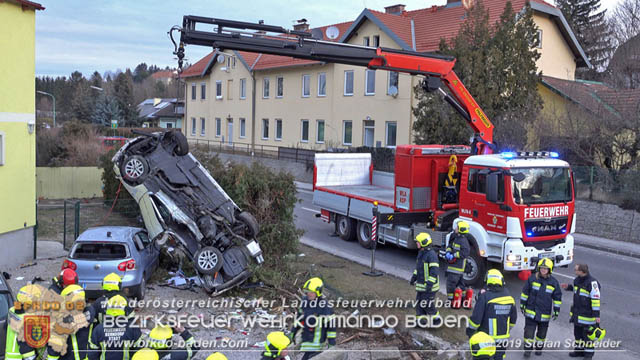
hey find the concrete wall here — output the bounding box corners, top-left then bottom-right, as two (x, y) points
(213, 152), (313, 183)
(0, 228), (34, 268)
(36, 167), (103, 199)
(576, 200), (640, 244)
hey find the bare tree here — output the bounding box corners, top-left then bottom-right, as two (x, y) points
(606, 0), (640, 88)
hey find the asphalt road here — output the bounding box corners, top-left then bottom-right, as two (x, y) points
(295, 189), (640, 359)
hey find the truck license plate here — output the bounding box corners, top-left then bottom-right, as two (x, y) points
(539, 252), (554, 259)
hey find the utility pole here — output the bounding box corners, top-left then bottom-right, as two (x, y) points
(36, 90), (55, 128)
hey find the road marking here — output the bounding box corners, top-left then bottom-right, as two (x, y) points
(553, 272), (574, 280)
(301, 207), (320, 214)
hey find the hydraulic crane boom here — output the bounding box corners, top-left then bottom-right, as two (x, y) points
(170, 15), (496, 154)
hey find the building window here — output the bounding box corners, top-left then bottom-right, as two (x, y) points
(200, 118), (206, 136)
(318, 72), (326, 96)
(227, 79), (233, 100)
(240, 118), (246, 138)
(388, 72), (399, 96)
(166, 123), (173, 129)
(277, 77), (284, 98)
(467, 168), (505, 201)
(275, 119), (283, 140)
(535, 29), (543, 49)
(216, 81), (222, 99)
(363, 36), (370, 46)
(191, 83), (196, 100)
(191, 117), (196, 135)
(365, 70), (375, 95)
(316, 120), (325, 143)
(302, 74), (310, 97)
(262, 119), (269, 139)
(201, 83), (206, 99)
(263, 78), (270, 98)
(301, 119), (309, 142)
(344, 70), (354, 96)
(343, 121), (353, 145)
(215, 118), (221, 137)
(240, 78), (246, 99)
(0, 131), (5, 166)
(363, 120), (375, 147)
(373, 35), (380, 47)
(385, 121), (397, 147)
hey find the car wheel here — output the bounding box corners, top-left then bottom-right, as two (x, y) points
(237, 211), (259, 238)
(169, 131), (189, 156)
(194, 246), (223, 275)
(135, 276), (146, 300)
(336, 215), (356, 241)
(121, 155), (149, 184)
(357, 221), (373, 249)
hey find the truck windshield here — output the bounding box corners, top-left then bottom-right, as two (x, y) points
(512, 167), (572, 205)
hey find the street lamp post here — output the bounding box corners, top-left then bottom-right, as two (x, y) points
(36, 90), (55, 128)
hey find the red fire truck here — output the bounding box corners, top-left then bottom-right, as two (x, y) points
(172, 16), (576, 285)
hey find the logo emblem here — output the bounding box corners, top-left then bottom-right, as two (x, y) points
(24, 315), (50, 348)
(492, 216), (497, 225)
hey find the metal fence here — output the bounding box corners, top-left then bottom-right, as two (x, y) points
(189, 139), (320, 164)
(37, 198), (141, 250)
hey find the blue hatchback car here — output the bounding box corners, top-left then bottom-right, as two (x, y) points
(63, 226), (159, 300)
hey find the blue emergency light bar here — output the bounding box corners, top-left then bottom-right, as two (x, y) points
(500, 151), (560, 159)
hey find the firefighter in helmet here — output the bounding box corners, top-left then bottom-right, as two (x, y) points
(409, 232), (441, 327)
(49, 268), (78, 294)
(469, 331), (496, 359)
(446, 221), (472, 308)
(467, 269), (517, 360)
(5, 285), (43, 360)
(520, 258), (562, 357)
(261, 331), (291, 360)
(290, 277), (336, 360)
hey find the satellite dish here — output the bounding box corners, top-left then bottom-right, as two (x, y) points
(388, 86), (398, 97)
(216, 54), (225, 64)
(325, 26), (340, 40)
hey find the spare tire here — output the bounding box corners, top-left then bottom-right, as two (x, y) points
(169, 131), (189, 156)
(237, 211), (259, 238)
(194, 246), (223, 275)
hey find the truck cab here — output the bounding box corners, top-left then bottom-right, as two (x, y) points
(455, 151), (575, 273)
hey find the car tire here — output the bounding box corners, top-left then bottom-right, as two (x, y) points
(135, 275), (146, 300)
(336, 215), (356, 241)
(121, 155), (149, 185)
(194, 246), (223, 275)
(169, 131), (189, 156)
(237, 211), (260, 238)
(357, 221), (373, 249)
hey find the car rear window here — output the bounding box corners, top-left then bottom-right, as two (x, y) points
(71, 242), (128, 260)
(0, 293), (10, 318)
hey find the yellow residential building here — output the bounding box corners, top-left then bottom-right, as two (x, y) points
(0, 0), (44, 267)
(181, 0), (589, 151)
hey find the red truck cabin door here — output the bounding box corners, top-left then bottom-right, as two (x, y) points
(459, 166), (507, 234)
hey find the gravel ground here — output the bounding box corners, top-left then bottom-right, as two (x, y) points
(4, 241), (436, 360)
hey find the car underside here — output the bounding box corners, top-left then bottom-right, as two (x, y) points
(112, 130), (263, 295)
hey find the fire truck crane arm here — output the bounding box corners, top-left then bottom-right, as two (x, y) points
(171, 15), (495, 153)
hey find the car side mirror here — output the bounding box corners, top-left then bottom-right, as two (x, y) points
(486, 173), (499, 203)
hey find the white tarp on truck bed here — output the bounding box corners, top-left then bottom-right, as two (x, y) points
(314, 153), (371, 187)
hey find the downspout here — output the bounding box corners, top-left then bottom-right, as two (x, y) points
(182, 80), (188, 136)
(251, 72), (256, 156)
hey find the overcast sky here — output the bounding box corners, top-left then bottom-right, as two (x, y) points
(34, 0), (621, 77)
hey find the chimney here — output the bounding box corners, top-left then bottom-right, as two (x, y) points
(293, 18), (309, 32)
(254, 20), (266, 37)
(384, 4), (406, 15)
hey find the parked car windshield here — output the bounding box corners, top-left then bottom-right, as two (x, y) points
(71, 242), (128, 260)
(512, 167), (572, 205)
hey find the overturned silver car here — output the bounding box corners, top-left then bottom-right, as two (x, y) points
(112, 130), (263, 295)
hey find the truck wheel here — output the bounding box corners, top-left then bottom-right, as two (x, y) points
(463, 245), (487, 287)
(336, 215), (356, 241)
(194, 246), (223, 275)
(357, 221), (373, 249)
